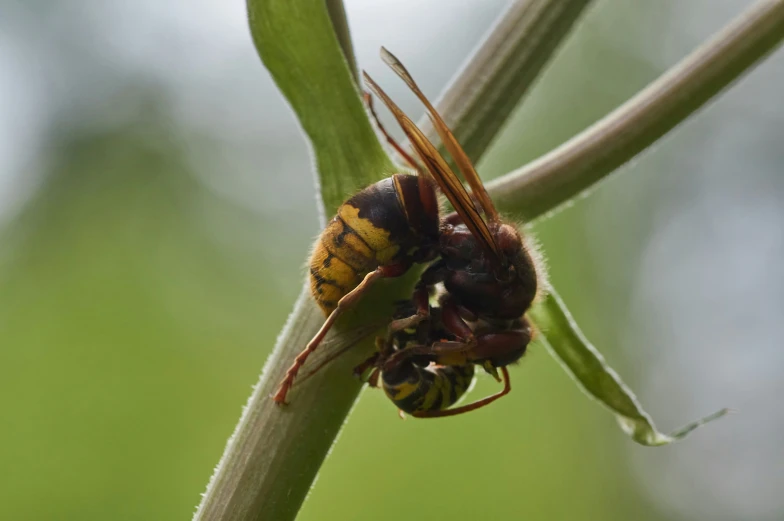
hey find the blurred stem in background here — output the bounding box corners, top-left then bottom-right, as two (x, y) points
(195, 1), (784, 520)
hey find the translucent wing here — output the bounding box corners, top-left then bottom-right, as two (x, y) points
(363, 71), (499, 259)
(380, 47), (500, 223)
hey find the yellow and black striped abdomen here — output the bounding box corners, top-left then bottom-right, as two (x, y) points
(382, 362), (475, 415)
(309, 216), (378, 313)
(309, 174), (439, 315)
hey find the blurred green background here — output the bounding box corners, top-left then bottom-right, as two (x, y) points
(1, 1), (782, 520)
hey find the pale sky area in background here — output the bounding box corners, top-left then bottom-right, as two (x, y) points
(0, 1), (782, 519)
(584, 5), (784, 518)
(0, 0), (507, 223)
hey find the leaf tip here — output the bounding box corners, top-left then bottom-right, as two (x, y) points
(660, 407), (734, 445)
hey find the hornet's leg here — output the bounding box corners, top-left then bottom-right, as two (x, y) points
(385, 285), (430, 338)
(352, 346), (382, 380)
(367, 368), (381, 389)
(437, 293), (476, 345)
(412, 367), (511, 418)
(351, 351), (382, 387)
(386, 259), (447, 338)
(292, 326), (377, 387)
(273, 264), (403, 405)
(378, 342), (432, 372)
(351, 338), (384, 390)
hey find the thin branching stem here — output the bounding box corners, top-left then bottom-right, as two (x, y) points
(418, 0), (594, 165)
(489, 0), (784, 221)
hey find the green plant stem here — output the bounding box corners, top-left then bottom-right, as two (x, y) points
(326, 0), (359, 83)
(247, 0), (393, 217)
(488, 0), (784, 221)
(418, 0), (595, 165)
(195, 2), (394, 520)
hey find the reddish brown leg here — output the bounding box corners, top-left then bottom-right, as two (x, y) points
(385, 259), (445, 339)
(291, 322), (384, 387)
(379, 343), (427, 371)
(367, 368), (381, 388)
(364, 91), (422, 172)
(378, 337), (474, 372)
(439, 295), (475, 343)
(412, 367), (511, 418)
(273, 267), (389, 405)
(352, 341), (382, 386)
(352, 351), (381, 380)
(428, 340), (474, 355)
(385, 285), (430, 338)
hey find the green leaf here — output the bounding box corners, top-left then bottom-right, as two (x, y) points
(529, 290), (731, 446)
(247, 0), (394, 216)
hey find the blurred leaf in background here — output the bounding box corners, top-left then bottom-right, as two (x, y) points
(0, 1), (782, 521)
